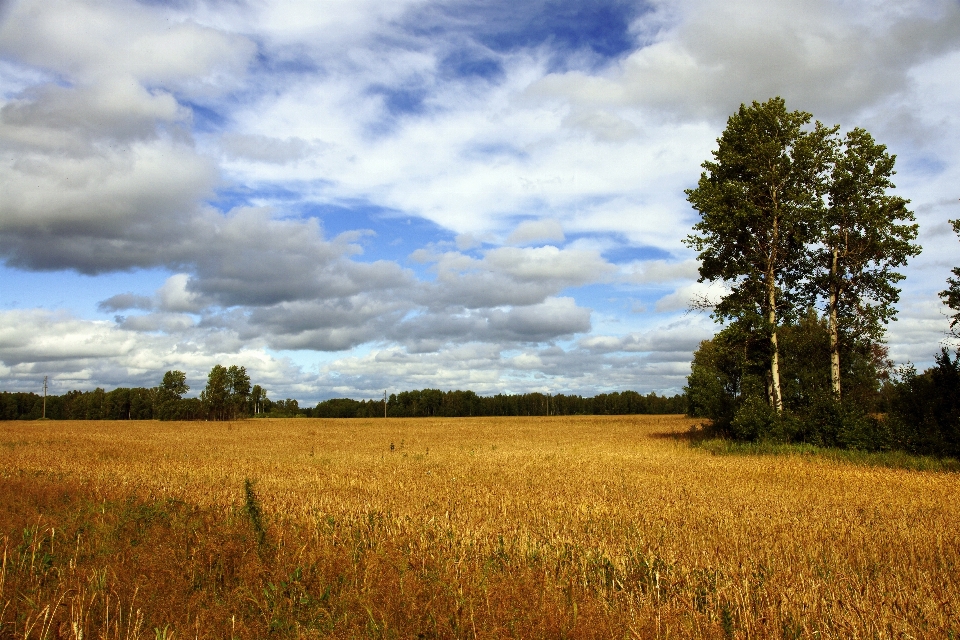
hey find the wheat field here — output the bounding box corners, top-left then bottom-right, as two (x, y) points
(1, 415), (958, 639)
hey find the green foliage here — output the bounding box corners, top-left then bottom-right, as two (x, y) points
(250, 384), (267, 416)
(684, 97), (833, 325)
(1, 387), (158, 420)
(806, 127), (919, 398)
(227, 366), (251, 407)
(155, 370), (190, 420)
(728, 395), (806, 444)
(201, 364), (252, 420)
(941, 218), (960, 336)
(314, 389), (687, 418)
(3, 385), (686, 421)
(687, 312), (889, 447)
(683, 96), (925, 454)
(686, 323), (756, 426)
(812, 127), (919, 343)
(885, 350), (960, 457)
(695, 437), (960, 472)
(160, 370), (188, 399)
(260, 398), (302, 418)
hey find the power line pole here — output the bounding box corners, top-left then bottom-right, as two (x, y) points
(42, 375), (47, 420)
(384, 390), (387, 419)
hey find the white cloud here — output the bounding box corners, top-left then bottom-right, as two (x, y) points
(533, 0), (960, 122)
(0, 308), (310, 397)
(654, 281), (729, 313)
(624, 258), (700, 284)
(0, 0), (255, 90)
(158, 274), (206, 314)
(506, 219), (565, 245)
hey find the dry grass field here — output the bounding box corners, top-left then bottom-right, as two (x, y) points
(1, 415), (958, 639)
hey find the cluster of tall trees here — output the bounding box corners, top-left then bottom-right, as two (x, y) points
(685, 97), (959, 455)
(314, 389), (685, 418)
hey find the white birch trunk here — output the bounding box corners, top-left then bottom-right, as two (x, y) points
(829, 246), (842, 399)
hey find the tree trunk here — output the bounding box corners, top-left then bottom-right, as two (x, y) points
(829, 246), (842, 399)
(767, 277), (784, 413)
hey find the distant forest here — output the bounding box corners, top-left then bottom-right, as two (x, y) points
(0, 384), (685, 421)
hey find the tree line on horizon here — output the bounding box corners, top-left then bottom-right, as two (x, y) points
(0, 366), (685, 421)
(0, 365), (270, 422)
(315, 388), (685, 418)
(684, 97), (960, 456)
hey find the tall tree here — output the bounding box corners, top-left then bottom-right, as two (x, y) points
(941, 217), (960, 336)
(685, 97), (835, 413)
(155, 370), (189, 420)
(811, 128), (919, 399)
(227, 365), (251, 419)
(251, 384), (266, 416)
(160, 370), (189, 399)
(202, 365), (230, 421)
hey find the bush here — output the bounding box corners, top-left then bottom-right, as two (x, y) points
(731, 396), (800, 443)
(799, 393), (885, 450)
(885, 349), (960, 456)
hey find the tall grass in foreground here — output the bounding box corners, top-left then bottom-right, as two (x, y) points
(1, 415), (959, 638)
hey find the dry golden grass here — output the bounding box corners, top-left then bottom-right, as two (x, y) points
(1, 415), (959, 638)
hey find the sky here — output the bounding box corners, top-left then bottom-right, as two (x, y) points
(1, 0), (959, 404)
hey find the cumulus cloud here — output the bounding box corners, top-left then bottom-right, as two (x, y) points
(0, 140), (218, 272)
(98, 293), (153, 313)
(0, 0), (255, 89)
(182, 208), (412, 307)
(579, 316), (715, 356)
(533, 0), (960, 122)
(242, 296), (408, 351)
(653, 281), (728, 313)
(0, 308), (311, 397)
(413, 245), (615, 309)
(0, 0), (257, 274)
(486, 296), (590, 341)
(157, 274), (206, 313)
(506, 218), (565, 245)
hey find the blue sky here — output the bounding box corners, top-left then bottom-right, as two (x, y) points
(1, 0), (959, 403)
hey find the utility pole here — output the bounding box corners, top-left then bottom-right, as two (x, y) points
(42, 375), (47, 419)
(384, 390), (387, 419)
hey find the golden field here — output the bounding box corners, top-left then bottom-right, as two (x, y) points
(1, 415), (958, 639)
